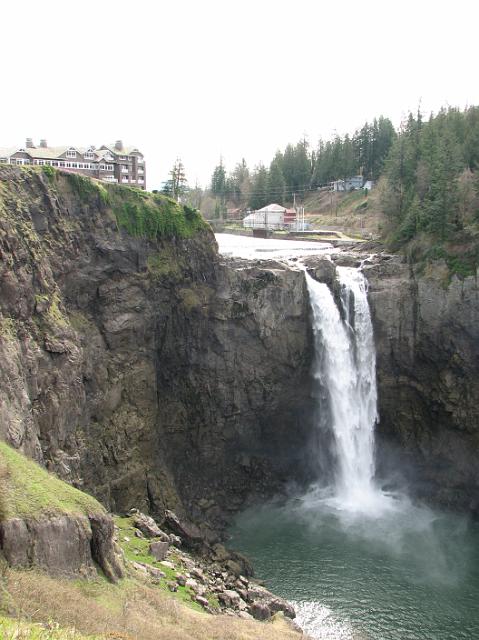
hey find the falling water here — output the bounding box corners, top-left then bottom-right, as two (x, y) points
(222, 237), (477, 640)
(305, 266), (380, 511)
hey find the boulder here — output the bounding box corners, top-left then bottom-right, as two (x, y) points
(195, 595), (209, 608)
(132, 512), (169, 541)
(149, 540), (169, 561)
(190, 567), (206, 583)
(147, 566), (166, 580)
(0, 512), (123, 583)
(226, 551), (254, 577)
(89, 513), (124, 583)
(218, 589), (241, 609)
(163, 510), (204, 549)
(185, 578), (199, 592)
(169, 534), (182, 547)
(238, 610), (254, 620)
(247, 584), (296, 619)
(249, 602), (271, 621)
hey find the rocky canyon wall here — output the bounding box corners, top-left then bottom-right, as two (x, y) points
(1, 165), (478, 524)
(365, 256), (479, 513)
(0, 167), (314, 527)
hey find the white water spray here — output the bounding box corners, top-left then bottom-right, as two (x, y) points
(305, 266), (382, 511)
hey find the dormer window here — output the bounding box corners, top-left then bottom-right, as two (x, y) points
(66, 148), (77, 158)
(84, 150), (95, 159)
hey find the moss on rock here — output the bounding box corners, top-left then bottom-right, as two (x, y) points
(0, 442), (104, 521)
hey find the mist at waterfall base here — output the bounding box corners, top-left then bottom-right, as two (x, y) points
(230, 265), (479, 639)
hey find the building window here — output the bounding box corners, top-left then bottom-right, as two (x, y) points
(66, 149), (76, 158)
(84, 151), (94, 159)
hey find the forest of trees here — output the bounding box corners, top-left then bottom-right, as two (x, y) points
(381, 106), (479, 248)
(159, 106), (479, 263)
(208, 116), (397, 211)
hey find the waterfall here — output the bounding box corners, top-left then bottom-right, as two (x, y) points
(305, 266), (380, 510)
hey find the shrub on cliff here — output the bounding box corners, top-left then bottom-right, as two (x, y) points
(61, 171), (209, 240)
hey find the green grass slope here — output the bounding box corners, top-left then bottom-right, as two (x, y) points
(0, 442), (104, 522)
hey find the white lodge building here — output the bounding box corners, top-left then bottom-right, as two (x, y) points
(0, 139), (146, 190)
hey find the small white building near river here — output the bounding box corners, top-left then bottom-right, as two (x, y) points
(243, 203), (287, 230)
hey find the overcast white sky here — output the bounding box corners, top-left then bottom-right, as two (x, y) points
(1, 0), (478, 188)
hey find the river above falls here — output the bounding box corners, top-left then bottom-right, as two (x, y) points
(229, 494), (479, 640)
(215, 232), (335, 260)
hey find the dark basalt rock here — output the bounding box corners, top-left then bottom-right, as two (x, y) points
(163, 509), (204, 549)
(0, 166), (315, 527)
(0, 512), (123, 582)
(366, 258), (479, 513)
(89, 512), (124, 582)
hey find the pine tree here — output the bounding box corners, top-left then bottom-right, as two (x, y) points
(168, 158), (187, 201)
(211, 160), (227, 197)
(211, 159), (227, 218)
(268, 153), (286, 204)
(249, 165), (269, 210)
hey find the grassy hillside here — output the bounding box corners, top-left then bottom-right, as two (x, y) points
(0, 569), (299, 640)
(0, 442), (300, 639)
(303, 184), (386, 239)
(0, 616), (99, 640)
(0, 442), (103, 522)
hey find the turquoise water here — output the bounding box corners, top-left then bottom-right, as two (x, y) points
(230, 490), (479, 640)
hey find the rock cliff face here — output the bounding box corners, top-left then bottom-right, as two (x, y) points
(1, 165), (478, 524)
(0, 167), (313, 526)
(365, 257), (479, 513)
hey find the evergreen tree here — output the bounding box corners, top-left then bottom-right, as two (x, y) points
(382, 106), (475, 245)
(248, 165), (269, 210)
(268, 153), (286, 204)
(167, 158), (188, 201)
(228, 159), (250, 205)
(211, 159), (227, 218)
(293, 138), (312, 193)
(211, 160), (227, 198)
